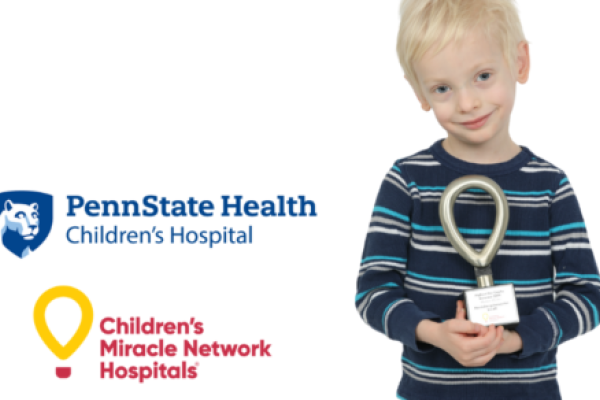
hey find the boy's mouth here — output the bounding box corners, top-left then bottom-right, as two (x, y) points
(460, 111), (493, 129)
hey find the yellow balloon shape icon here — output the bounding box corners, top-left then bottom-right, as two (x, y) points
(34, 286), (93, 378)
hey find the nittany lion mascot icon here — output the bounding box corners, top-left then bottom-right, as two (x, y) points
(0, 191), (52, 259)
(1, 201), (40, 257)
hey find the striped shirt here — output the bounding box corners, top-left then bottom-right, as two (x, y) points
(356, 140), (600, 400)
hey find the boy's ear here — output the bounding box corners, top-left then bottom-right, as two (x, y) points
(516, 41), (530, 84)
(404, 75), (431, 111)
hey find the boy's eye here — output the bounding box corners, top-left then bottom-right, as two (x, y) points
(477, 72), (491, 81)
(435, 85), (450, 94)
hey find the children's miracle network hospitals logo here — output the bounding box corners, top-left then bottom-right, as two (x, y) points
(0, 191), (53, 259)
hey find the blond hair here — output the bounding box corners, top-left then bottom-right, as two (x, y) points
(397, 0), (527, 96)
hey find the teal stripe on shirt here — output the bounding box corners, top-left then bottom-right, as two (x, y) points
(406, 183), (554, 196)
(581, 294), (600, 327)
(402, 357), (556, 373)
(496, 278), (553, 285)
(411, 222), (585, 237)
(356, 282), (399, 302)
(547, 309), (563, 346)
(555, 273), (600, 280)
(407, 271), (476, 284)
(361, 255), (407, 264)
(411, 223), (550, 237)
(373, 206), (410, 222)
(550, 222), (586, 233)
(407, 271), (551, 286)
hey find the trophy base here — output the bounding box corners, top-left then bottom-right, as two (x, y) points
(461, 284), (520, 329)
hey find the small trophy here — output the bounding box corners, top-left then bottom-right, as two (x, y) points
(439, 175), (519, 329)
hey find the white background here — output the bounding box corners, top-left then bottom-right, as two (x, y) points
(0, 1), (599, 399)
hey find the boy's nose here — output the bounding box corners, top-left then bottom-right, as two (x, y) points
(456, 87), (481, 113)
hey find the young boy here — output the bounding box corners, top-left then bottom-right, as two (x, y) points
(355, 1), (600, 399)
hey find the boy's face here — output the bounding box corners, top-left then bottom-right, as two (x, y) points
(411, 29), (529, 147)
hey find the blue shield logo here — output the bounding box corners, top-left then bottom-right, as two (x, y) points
(0, 191), (53, 259)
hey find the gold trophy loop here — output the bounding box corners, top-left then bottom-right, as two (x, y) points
(439, 175), (519, 328)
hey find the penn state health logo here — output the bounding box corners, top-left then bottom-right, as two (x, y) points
(0, 191), (52, 259)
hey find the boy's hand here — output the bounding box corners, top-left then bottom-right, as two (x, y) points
(415, 302), (506, 367)
(433, 315), (504, 367)
(455, 300), (522, 354)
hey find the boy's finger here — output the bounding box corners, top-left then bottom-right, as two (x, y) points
(478, 325), (489, 336)
(449, 320), (481, 334)
(467, 326), (504, 357)
(494, 331), (504, 349)
(496, 327), (505, 349)
(466, 325), (499, 351)
(469, 349), (498, 367)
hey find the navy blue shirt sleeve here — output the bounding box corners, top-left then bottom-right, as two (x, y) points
(512, 174), (600, 358)
(356, 163), (441, 352)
